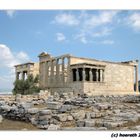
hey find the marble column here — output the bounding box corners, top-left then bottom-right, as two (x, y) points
(51, 60), (54, 83)
(67, 56), (71, 83)
(89, 68), (93, 81)
(96, 69), (99, 82)
(62, 57), (65, 83)
(56, 59), (59, 82)
(100, 69), (103, 82)
(135, 65), (139, 92)
(76, 68), (79, 81)
(82, 68), (85, 81)
(45, 61), (49, 85)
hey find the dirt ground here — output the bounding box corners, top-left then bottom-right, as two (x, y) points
(0, 119), (40, 131)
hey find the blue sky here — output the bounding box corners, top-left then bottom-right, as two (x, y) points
(0, 10), (140, 90)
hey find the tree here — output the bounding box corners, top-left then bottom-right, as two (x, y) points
(12, 74), (40, 95)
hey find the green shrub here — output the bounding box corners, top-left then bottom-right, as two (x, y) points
(12, 74), (40, 95)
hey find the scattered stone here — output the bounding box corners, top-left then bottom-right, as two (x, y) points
(0, 101), (6, 106)
(27, 108), (39, 114)
(94, 103), (111, 110)
(39, 109), (52, 115)
(61, 127), (96, 131)
(47, 124), (60, 130)
(0, 115), (3, 123)
(71, 110), (85, 120)
(67, 115), (73, 121)
(76, 120), (85, 127)
(85, 119), (95, 127)
(20, 102), (33, 109)
(46, 102), (62, 110)
(58, 105), (72, 113)
(55, 114), (68, 122)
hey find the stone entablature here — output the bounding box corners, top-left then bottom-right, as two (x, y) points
(15, 62), (39, 80)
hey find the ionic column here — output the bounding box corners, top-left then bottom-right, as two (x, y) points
(51, 60), (54, 83)
(82, 68), (85, 81)
(45, 61), (49, 85)
(76, 68), (79, 81)
(67, 56), (71, 83)
(62, 57), (65, 83)
(16, 72), (19, 80)
(135, 65), (139, 92)
(96, 69), (99, 82)
(100, 69), (103, 82)
(56, 59), (59, 82)
(89, 68), (93, 81)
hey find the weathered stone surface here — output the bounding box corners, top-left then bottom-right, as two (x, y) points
(27, 108), (39, 114)
(76, 120), (85, 127)
(58, 105), (72, 113)
(39, 109), (52, 115)
(94, 103), (111, 110)
(85, 112), (91, 119)
(46, 102), (62, 110)
(67, 115), (73, 121)
(61, 127), (96, 131)
(71, 110), (85, 120)
(90, 112), (96, 118)
(38, 115), (52, 120)
(0, 115), (3, 123)
(20, 102), (33, 109)
(38, 120), (48, 125)
(103, 121), (127, 129)
(0, 101), (6, 106)
(47, 124), (60, 130)
(85, 120), (95, 127)
(1, 105), (11, 111)
(55, 114), (68, 122)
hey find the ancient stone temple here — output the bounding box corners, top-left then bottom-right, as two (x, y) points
(15, 62), (39, 80)
(38, 52), (139, 95)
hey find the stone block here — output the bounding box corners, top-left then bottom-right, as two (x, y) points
(94, 103), (111, 110)
(58, 105), (72, 113)
(39, 109), (52, 115)
(46, 102), (62, 110)
(0, 115), (3, 123)
(38, 115), (52, 121)
(71, 110), (85, 120)
(90, 112), (96, 119)
(85, 119), (95, 127)
(20, 102), (33, 109)
(76, 120), (85, 127)
(47, 124), (60, 130)
(27, 108), (39, 114)
(67, 115), (73, 121)
(55, 114), (68, 122)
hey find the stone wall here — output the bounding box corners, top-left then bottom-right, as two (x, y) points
(69, 56), (135, 95)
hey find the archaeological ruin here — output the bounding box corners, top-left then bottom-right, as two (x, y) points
(15, 52), (139, 95)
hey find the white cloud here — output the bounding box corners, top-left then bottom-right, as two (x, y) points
(16, 51), (29, 61)
(5, 10), (16, 18)
(56, 33), (66, 42)
(83, 11), (118, 29)
(0, 44), (30, 90)
(74, 33), (88, 44)
(128, 12), (140, 31)
(53, 11), (119, 45)
(92, 27), (111, 37)
(101, 40), (114, 45)
(53, 13), (79, 26)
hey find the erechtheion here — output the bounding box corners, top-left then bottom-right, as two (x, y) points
(15, 52), (139, 95)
